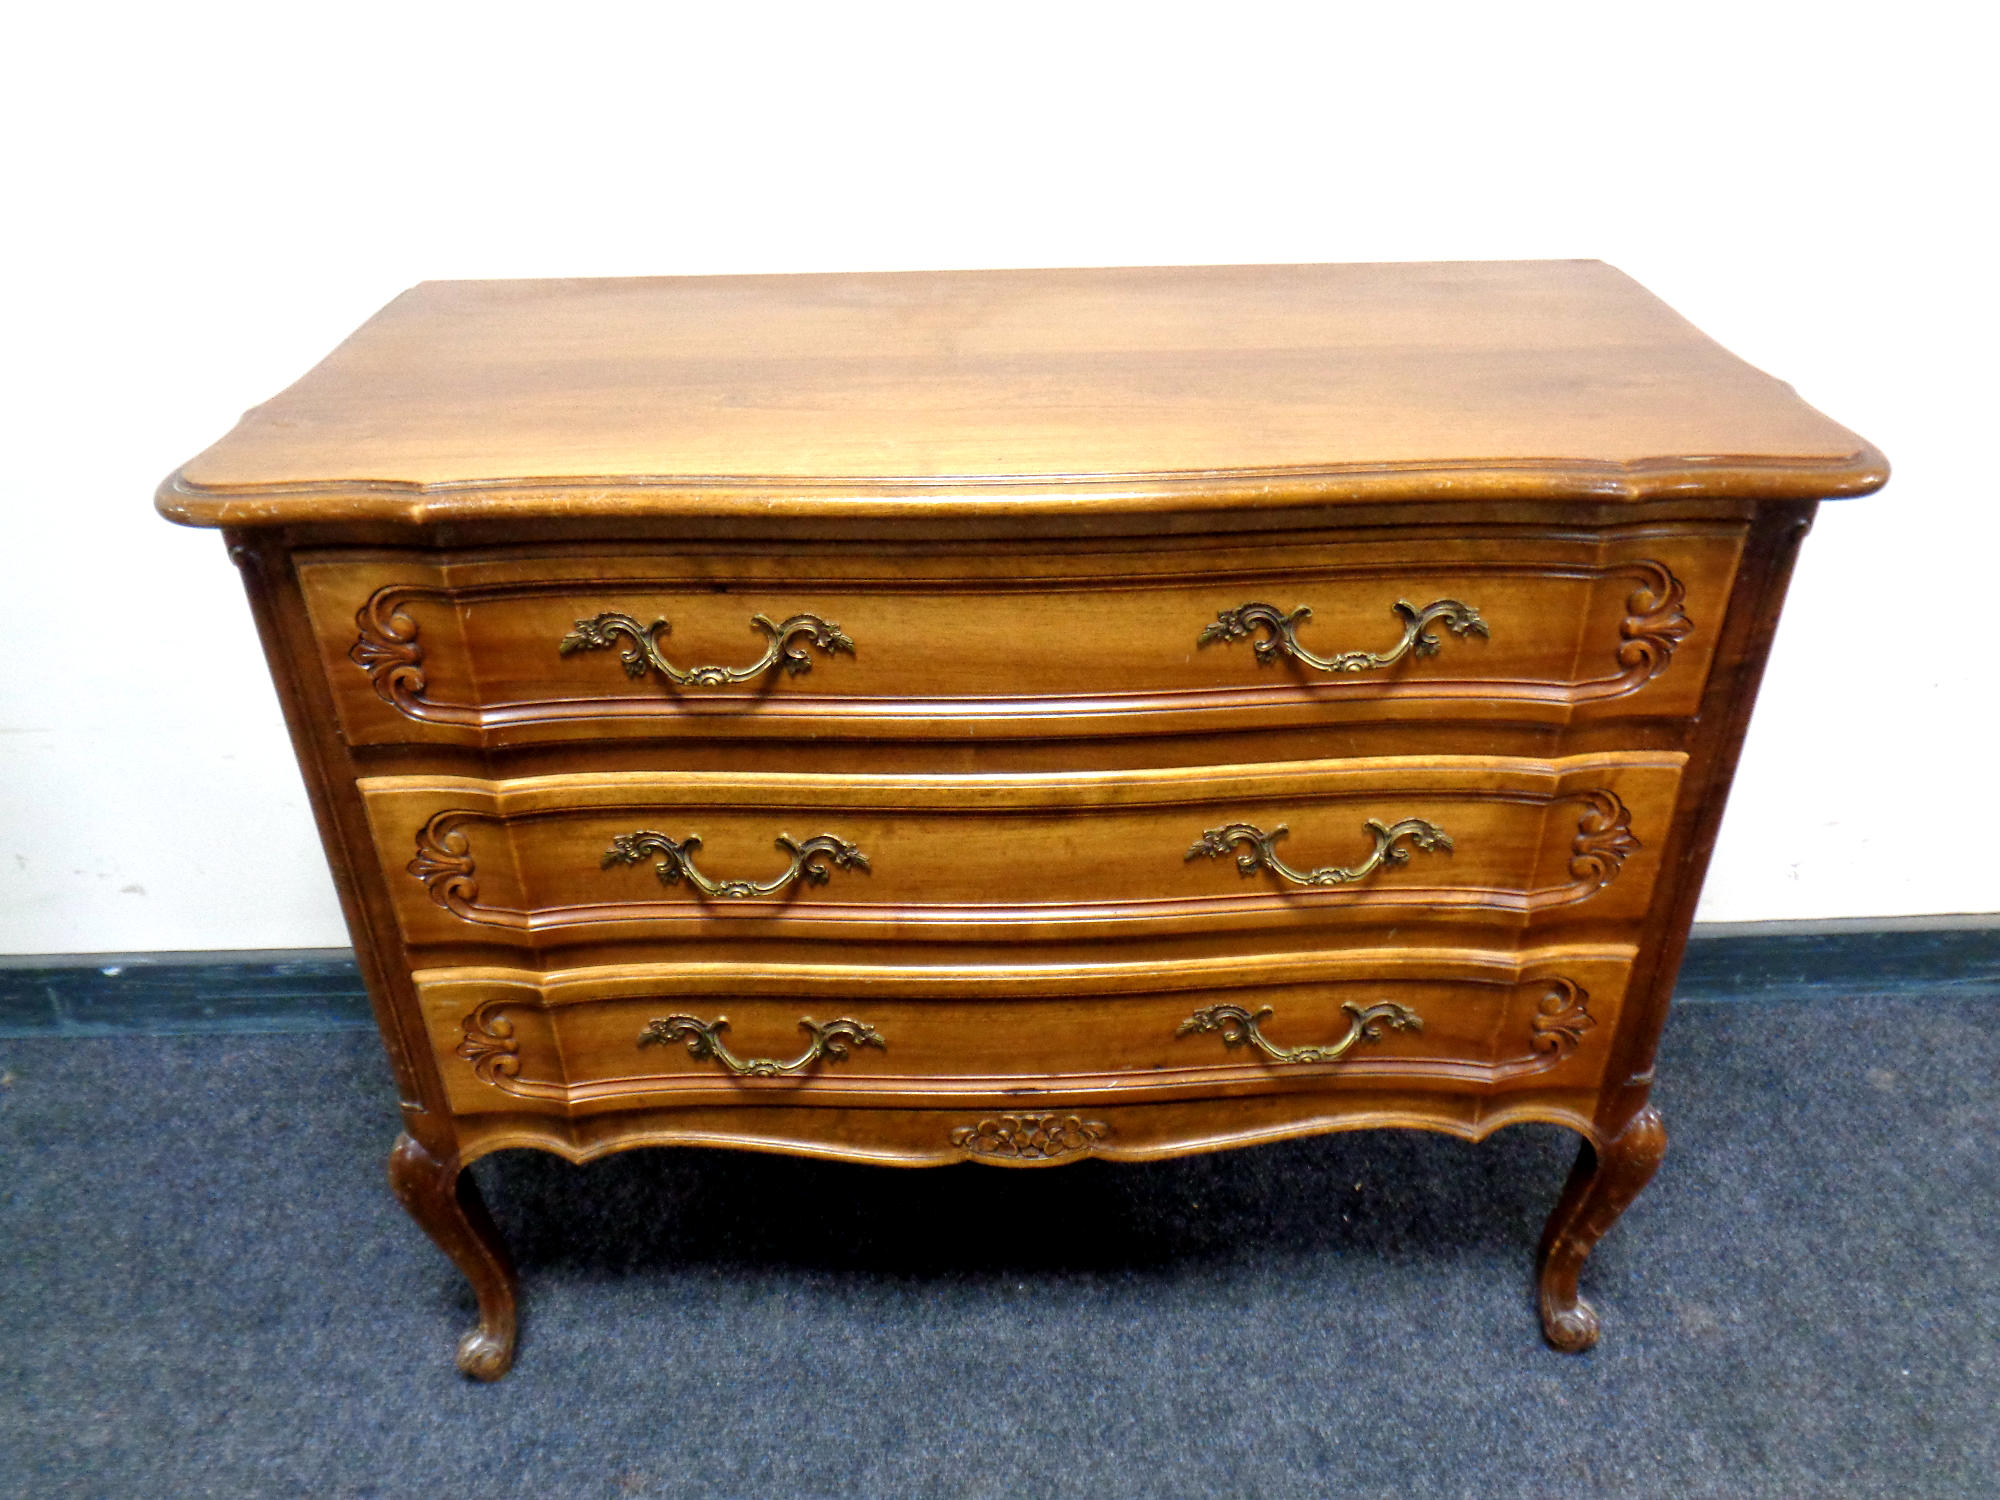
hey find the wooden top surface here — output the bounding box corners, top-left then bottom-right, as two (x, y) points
(161, 261), (1885, 527)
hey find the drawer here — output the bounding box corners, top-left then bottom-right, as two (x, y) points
(301, 528), (1742, 748)
(365, 753), (1681, 956)
(415, 950), (1634, 1117)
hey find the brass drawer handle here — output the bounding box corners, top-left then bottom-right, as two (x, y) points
(639, 1015), (885, 1077)
(602, 831), (869, 898)
(1178, 1000), (1423, 1065)
(1200, 598), (1487, 672)
(1187, 817), (1451, 887)
(560, 610), (854, 686)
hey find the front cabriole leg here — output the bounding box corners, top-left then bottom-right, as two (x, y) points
(1536, 1104), (1666, 1352)
(387, 1132), (519, 1379)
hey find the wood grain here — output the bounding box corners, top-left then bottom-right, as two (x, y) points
(1538, 1105), (1668, 1352)
(361, 755), (1679, 955)
(299, 527), (1736, 747)
(170, 263), (1880, 1370)
(415, 952), (1629, 1117)
(159, 262), (1885, 527)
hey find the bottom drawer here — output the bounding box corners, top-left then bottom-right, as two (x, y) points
(416, 951), (1631, 1116)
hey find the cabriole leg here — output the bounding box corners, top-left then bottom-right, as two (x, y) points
(1536, 1105), (1666, 1352)
(387, 1132), (519, 1380)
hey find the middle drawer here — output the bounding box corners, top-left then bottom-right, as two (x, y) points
(365, 754), (1680, 955)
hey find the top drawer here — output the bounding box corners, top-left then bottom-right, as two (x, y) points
(299, 527), (1743, 749)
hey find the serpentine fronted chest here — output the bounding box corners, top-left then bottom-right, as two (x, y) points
(159, 261), (1885, 1376)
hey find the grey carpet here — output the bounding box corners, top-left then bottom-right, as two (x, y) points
(1, 992), (1992, 1499)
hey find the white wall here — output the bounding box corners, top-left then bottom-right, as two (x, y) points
(3, 2), (1994, 953)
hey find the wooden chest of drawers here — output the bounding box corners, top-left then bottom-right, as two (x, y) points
(160, 262), (1884, 1377)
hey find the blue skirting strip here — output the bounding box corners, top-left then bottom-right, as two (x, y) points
(2, 918), (1996, 1037)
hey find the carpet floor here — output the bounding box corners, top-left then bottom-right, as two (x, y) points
(1, 992), (1993, 1498)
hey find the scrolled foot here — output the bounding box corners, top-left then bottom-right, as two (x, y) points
(1537, 1291), (1601, 1353)
(456, 1327), (516, 1382)
(1536, 1105), (1665, 1353)
(388, 1132), (521, 1379)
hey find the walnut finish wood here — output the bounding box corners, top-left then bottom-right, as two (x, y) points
(445, 1092), (1612, 1172)
(160, 261), (1883, 525)
(163, 263), (1882, 1373)
(386, 1132), (518, 1380)
(1536, 1104), (1668, 1352)
(301, 529), (1734, 748)
(365, 755), (1676, 956)
(416, 952), (1628, 1116)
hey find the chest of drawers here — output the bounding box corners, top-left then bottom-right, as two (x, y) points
(160, 261), (1884, 1377)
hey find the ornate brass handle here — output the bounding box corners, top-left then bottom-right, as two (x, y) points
(560, 611), (854, 685)
(602, 831), (869, 898)
(1199, 598), (1487, 672)
(1186, 817), (1451, 887)
(638, 1014), (885, 1077)
(1178, 1000), (1423, 1064)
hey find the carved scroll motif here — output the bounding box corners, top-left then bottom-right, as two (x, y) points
(1196, 561), (1692, 695)
(1539, 1105), (1668, 1352)
(348, 560), (1694, 736)
(1569, 790), (1640, 891)
(407, 787), (1638, 933)
(405, 812), (872, 931)
(1616, 561), (1694, 682)
(409, 813), (481, 917)
(350, 587), (429, 712)
(950, 1114), (1108, 1162)
(1529, 979), (1596, 1059)
(456, 1002), (522, 1087)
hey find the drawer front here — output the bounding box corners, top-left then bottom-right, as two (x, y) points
(365, 754), (1681, 955)
(416, 951), (1633, 1117)
(302, 528), (1742, 747)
